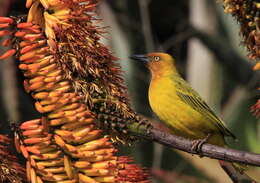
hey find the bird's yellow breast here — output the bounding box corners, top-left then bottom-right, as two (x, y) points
(148, 75), (224, 146)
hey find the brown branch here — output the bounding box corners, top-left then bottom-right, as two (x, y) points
(129, 124), (260, 183)
(129, 124), (260, 167)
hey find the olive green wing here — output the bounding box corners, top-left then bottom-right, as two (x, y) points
(174, 77), (236, 139)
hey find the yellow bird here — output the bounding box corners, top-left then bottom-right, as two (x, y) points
(130, 52), (246, 172)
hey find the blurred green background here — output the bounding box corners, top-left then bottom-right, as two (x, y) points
(0, 0), (259, 182)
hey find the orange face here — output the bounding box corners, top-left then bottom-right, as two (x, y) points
(130, 52), (176, 79)
(146, 52), (176, 78)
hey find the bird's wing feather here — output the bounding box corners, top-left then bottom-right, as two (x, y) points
(174, 77), (236, 139)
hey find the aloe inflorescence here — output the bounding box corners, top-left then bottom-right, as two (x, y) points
(28, 0), (149, 143)
(223, 0), (260, 117)
(0, 0), (150, 182)
(223, 0), (260, 62)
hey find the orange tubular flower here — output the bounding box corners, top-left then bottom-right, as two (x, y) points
(0, 0), (150, 182)
(17, 117), (148, 182)
(251, 99), (260, 118)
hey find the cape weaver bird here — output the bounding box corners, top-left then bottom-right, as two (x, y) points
(130, 52), (247, 173)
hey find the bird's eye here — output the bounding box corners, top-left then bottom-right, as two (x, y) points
(154, 56), (160, 61)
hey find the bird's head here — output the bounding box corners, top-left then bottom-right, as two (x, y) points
(130, 52), (177, 78)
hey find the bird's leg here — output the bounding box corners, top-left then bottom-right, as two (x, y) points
(191, 133), (212, 154)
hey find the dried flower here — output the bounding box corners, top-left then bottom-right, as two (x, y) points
(0, 134), (26, 183)
(223, 0), (260, 62)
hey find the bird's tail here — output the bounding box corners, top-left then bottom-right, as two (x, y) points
(232, 163), (260, 182)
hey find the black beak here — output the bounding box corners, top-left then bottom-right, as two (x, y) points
(129, 54), (149, 63)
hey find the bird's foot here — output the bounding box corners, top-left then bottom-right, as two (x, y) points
(191, 134), (211, 156)
(137, 118), (152, 131)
